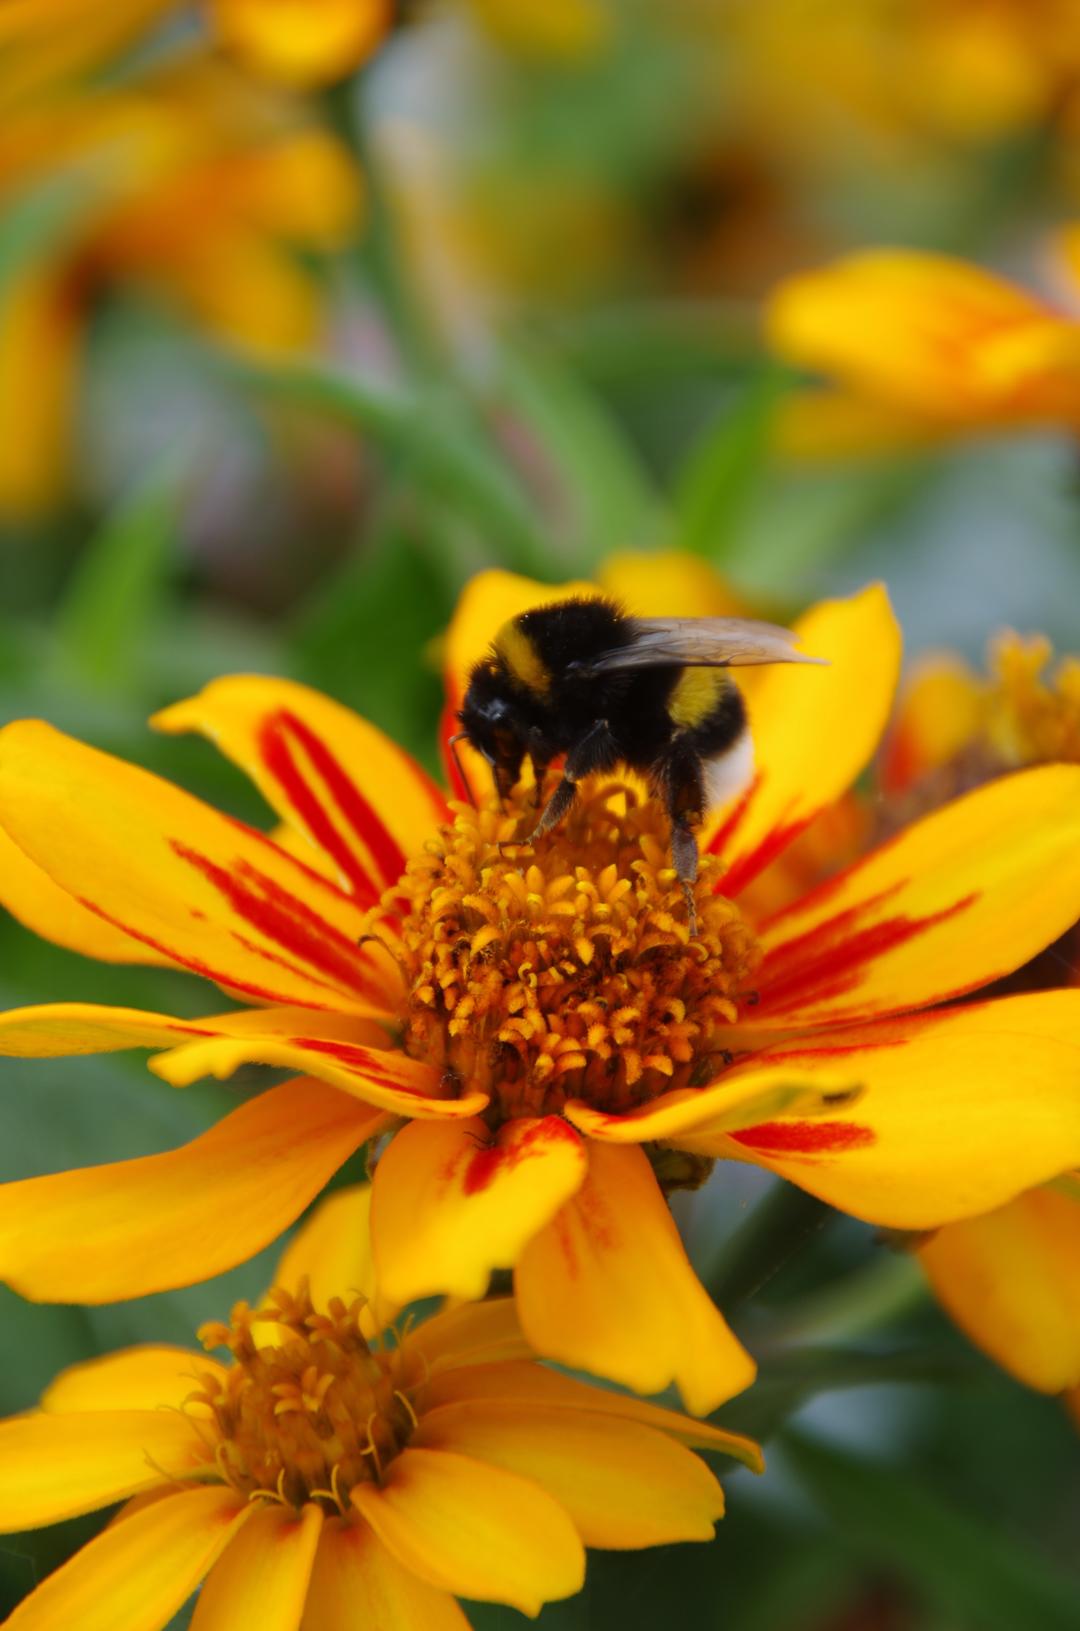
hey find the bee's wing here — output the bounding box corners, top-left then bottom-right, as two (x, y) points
(579, 617), (827, 674)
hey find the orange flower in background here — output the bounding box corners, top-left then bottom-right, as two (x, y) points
(0, 1183), (758, 1628)
(766, 249), (1080, 457)
(3, 562), (1080, 1419)
(0, 61), (360, 514)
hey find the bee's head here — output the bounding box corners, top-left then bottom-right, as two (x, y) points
(458, 660), (525, 798)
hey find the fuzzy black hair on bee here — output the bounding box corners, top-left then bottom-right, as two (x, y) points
(458, 596), (824, 931)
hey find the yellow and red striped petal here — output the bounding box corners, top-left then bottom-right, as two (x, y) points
(0, 1000), (390, 1058)
(351, 1447), (585, 1615)
(415, 1401), (725, 1548)
(0, 721), (392, 1013)
(752, 763), (1080, 1027)
(0, 1409), (206, 1527)
(300, 1517), (470, 1631)
(705, 585), (900, 895)
(515, 1141), (756, 1416)
(0, 1076), (378, 1302)
(680, 994), (1080, 1229)
(0, 826), (168, 965)
(148, 1031), (484, 1120)
(371, 1115), (589, 1304)
(191, 1503), (323, 1631)
(441, 569), (598, 797)
(409, 1299), (533, 1374)
(421, 1359), (763, 1468)
(920, 1183), (1080, 1393)
(42, 1346), (220, 1415)
(153, 677), (446, 904)
(4, 1486), (250, 1631)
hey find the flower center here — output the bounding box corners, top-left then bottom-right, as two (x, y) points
(194, 1288), (418, 1514)
(387, 782), (761, 1121)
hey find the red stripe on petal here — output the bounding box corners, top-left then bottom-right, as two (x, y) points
(293, 1037), (438, 1099)
(259, 715), (381, 903)
(756, 888), (979, 1018)
(270, 711), (410, 890)
(462, 1116), (582, 1195)
(706, 774), (759, 861)
(732, 1120), (875, 1154)
(717, 815), (806, 898)
(170, 842), (378, 996)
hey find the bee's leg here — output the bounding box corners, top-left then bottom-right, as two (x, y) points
(529, 720), (617, 840)
(526, 731), (552, 808)
(659, 746), (706, 935)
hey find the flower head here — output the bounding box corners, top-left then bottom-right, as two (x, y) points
(3, 564), (1080, 1420)
(0, 1184), (758, 1628)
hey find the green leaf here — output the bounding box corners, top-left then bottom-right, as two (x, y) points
(783, 1431), (1080, 1631)
(674, 363), (788, 561)
(53, 465), (180, 688)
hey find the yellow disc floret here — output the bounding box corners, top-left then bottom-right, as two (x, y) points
(387, 782), (761, 1121)
(194, 1286), (418, 1513)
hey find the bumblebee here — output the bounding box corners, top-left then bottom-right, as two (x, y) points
(456, 596), (823, 929)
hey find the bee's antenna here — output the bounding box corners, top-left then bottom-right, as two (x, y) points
(446, 732), (477, 807)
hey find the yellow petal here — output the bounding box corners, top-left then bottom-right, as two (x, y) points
(0, 1000), (388, 1059)
(351, 1447), (585, 1616)
(684, 994), (1080, 1229)
(152, 677), (446, 906)
(4, 1486), (251, 1631)
(191, 1503), (323, 1631)
(0, 261), (81, 518)
(421, 1358), (763, 1468)
(148, 1031), (484, 1120)
(416, 1401), (724, 1547)
(597, 550), (747, 616)
(881, 653), (984, 794)
(0, 826), (167, 964)
(300, 1517), (469, 1631)
(705, 585), (900, 895)
(515, 1141), (756, 1415)
(753, 763), (1080, 1027)
(920, 1184), (1080, 1392)
(210, 0), (389, 87)
(0, 720), (391, 1012)
(409, 1298), (533, 1374)
(371, 1115), (588, 1304)
(272, 1183), (379, 1315)
(42, 1346), (220, 1415)
(0, 1076), (378, 1302)
(0, 1409), (206, 1527)
(441, 569), (598, 798)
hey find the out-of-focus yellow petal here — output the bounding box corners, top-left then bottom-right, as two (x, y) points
(4, 1486), (250, 1631)
(0, 1076), (378, 1302)
(752, 763), (1080, 1027)
(881, 653), (985, 794)
(421, 1359), (763, 1468)
(300, 1518), (470, 1631)
(42, 1346), (220, 1415)
(166, 229), (324, 353)
(191, 1502), (323, 1631)
(416, 1401), (724, 1548)
(0, 720), (394, 1012)
(0, 826), (169, 964)
(0, 261), (81, 517)
(920, 1184), (1080, 1393)
(466, 0), (612, 60)
(351, 1447), (585, 1616)
(153, 676), (447, 904)
(408, 1299), (533, 1375)
(371, 1115), (588, 1304)
(683, 994), (1080, 1229)
(515, 1141), (756, 1415)
(597, 550), (748, 617)
(0, 1410), (205, 1527)
(211, 0), (390, 88)
(774, 389), (949, 458)
(705, 584), (900, 895)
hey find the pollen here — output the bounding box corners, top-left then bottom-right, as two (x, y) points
(190, 1285), (419, 1514)
(985, 633), (1080, 767)
(386, 782), (761, 1120)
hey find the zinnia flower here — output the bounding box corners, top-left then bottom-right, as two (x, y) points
(766, 248), (1080, 457)
(878, 632), (1080, 1410)
(0, 1182), (758, 1628)
(3, 568), (1080, 1420)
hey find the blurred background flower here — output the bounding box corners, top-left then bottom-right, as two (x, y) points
(2, 3), (1080, 1629)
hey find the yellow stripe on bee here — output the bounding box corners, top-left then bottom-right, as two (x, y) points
(669, 666), (728, 729)
(495, 619), (551, 696)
